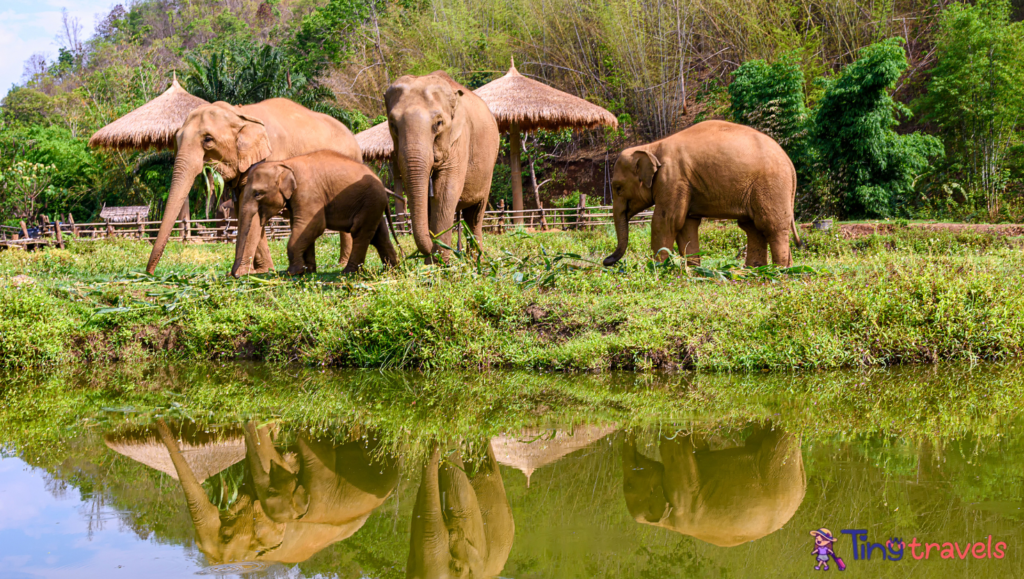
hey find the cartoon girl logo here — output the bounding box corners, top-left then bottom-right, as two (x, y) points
(811, 528), (846, 571)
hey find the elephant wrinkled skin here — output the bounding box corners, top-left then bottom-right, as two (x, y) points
(408, 444), (514, 579)
(622, 423), (806, 547)
(233, 151), (399, 276)
(385, 72), (499, 261)
(155, 420), (397, 565)
(603, 120), (801, 268)
(146, 98), (359, 275)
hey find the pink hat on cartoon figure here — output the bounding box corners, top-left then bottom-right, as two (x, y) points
(811, 528), (836, 542)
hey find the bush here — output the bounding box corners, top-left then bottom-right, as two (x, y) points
(809, 38), (943, 219)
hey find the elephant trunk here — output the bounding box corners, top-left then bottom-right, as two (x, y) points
(399, 145), (436, 258)
(154, 420), (221, 541)
(147, 146), (204, 274)
(231, 210), (265, 277)
(603, 197), (632, 266)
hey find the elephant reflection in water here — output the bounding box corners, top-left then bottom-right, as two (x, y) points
(622, 423), (806, 547)
(408, 443), (514, 579)
(154, 420), (398, 564)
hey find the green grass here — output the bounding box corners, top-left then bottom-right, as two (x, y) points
(1, 222), (1022, 371)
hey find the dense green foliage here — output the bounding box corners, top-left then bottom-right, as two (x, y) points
(914, 0), (1024, 220)
(2, 0), (1024, 225)
(1, 226), (1022, 371)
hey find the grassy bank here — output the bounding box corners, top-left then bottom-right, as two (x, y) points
(1, 223), (1023, 371)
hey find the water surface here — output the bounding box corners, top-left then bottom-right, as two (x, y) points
(1, 364), (1022, 578)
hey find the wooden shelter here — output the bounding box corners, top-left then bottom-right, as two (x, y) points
(356, 121), (406, 212)
(104, 424), (245, 483)
(100, 205), (150, 223)
(475, 59), (618, 223)
(490, 424), (617, 487)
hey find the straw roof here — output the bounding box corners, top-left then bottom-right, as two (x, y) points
(355, 121), (393, 161)
(104, 424), (245, 482)
(474, 59), (618, 132)
(89, 77), (209, 151)
(490, 424), (617, 486)
(100, 205), (150, 222)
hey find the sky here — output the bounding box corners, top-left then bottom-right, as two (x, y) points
(0, 1), (116, 95)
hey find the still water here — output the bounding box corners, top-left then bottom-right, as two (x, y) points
(0, 365), (1022, 578)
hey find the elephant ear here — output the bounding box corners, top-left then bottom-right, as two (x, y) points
(632, 149), (662, 190)
(276, 165), (297, 200)
(236, 114), (272, 174)
(445, 89), (466, 146)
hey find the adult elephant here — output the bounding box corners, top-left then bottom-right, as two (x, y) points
(242, 422), (399, 528)
(603, 120), (801, 268)
(408, 443), (514, 579)
(385, 72), (499, 261)
(145, 98), (360, 275)
(621, 423), (806, 547)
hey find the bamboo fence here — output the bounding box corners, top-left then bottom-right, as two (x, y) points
(0, 196), (653, 250)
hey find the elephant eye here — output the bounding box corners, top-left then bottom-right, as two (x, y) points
(203, 135), (214, 144)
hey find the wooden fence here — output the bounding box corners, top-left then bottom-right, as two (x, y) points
(0, 195), (653, 250)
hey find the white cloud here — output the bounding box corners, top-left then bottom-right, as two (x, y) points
(0, 1), (116, 94)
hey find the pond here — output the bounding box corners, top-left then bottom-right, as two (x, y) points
(0, 363), (1022, 578)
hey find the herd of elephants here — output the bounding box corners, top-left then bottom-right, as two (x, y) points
(128, 420), (803, 573)
(145, 71), (802, 276)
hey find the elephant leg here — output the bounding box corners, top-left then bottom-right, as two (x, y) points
(303, 242), (317, 273)
(337, 231), (352, 268)
(252, 231), (274, 274)
(287, 214), (325, 276)
(651, 207), (682, 262)
(341, 216), (379, 274)
(738, 219), (768, 267)
(370, 219), (399, 267)
(461, 200), (487, 246)
(677, 217), (702, 266)
(767, 229), (792, 267)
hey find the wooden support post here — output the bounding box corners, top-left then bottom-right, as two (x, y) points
(69, 214), (78, 237)
(105, 220), (114, 238)
(497, 200), (506, 233)
(20, 221), (29, 240)
(54, 218), (65, 249)
(577, 195), (587, 230)
(137, 215), (144, 240)
(510, 123), (523, 225)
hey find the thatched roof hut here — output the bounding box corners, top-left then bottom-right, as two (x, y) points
(89, 76), (208, 151)
(474, 58), (617, 222)
(104, 424), (245, 482)
(490, 424), (617, 487)
(100, 205), (151, 222)
(474, 60), (618, 133)
(355, 121), (394, 161)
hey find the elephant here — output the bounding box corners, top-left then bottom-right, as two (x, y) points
(621, 423), (806, 547)
(385, 72), (499, 261)
(232, 150), (400, 276)
(154, 419), (397, 565)
(407, 443), (514, 579)
(145, 98), (359, 275)
(602, 120), (802, 268)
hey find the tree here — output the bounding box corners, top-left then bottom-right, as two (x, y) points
(913, 0), (1024, 219)
(1, 88), (54, 126)
(728, 56), (808, 153)
(809, 38), (943, 218)
(287, 0), (370, 78)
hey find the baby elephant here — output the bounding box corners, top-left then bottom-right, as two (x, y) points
(232, 151), (399, 276)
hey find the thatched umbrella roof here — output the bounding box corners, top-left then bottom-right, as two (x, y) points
(474, 59), (618, 133)
(89, 76), (209, 151)
(474, 58), (617, 223)
(104, 424), (245, 482)
(100, 205), (151, 222)
(355, 121), (393, 161)
(490, 424), (617, 487)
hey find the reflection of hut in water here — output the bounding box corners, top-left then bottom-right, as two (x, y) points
(104, 423), (245, 482)
(490, 424), (617, 486)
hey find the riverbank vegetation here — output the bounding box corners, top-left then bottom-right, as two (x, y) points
(2, 225), (1022, 371)
(4, 0), (1024, 226)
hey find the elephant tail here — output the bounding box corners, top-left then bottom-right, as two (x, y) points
(383, 188), (405, 260)
(791, 219), (805, 250)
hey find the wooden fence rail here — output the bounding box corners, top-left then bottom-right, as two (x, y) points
(0, 198), (654, 251)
